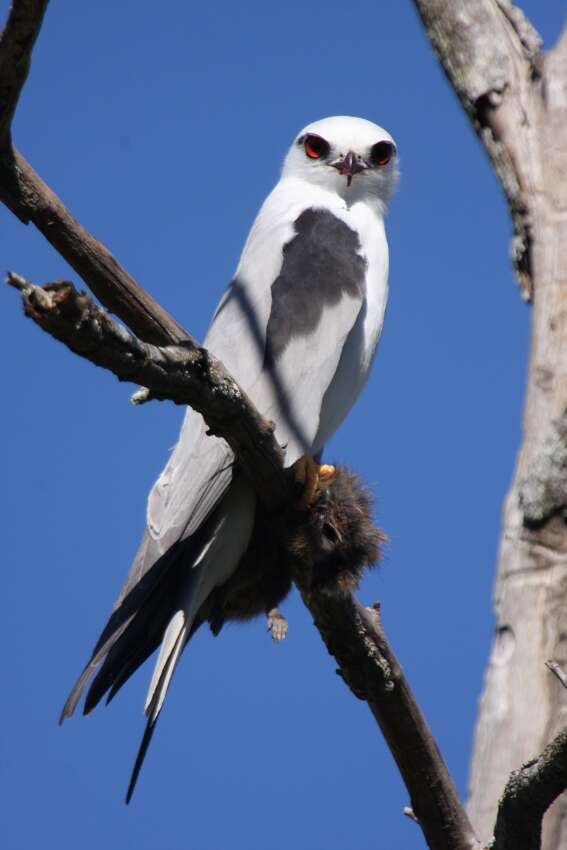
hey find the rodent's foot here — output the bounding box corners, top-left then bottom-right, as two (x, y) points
(267, 608), (288, 641)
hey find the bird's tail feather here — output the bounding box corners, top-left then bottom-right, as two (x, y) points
(59, 619), (134, 723)
(126, 717), (158, 805)
(126, 610), (189, 804)
(82, 569), (183, 715)
(144, 610), (187, 718)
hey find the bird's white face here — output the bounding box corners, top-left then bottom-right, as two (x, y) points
(282, 115), (398, 209)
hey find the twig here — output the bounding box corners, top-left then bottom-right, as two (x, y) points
(492, 729), (567, 850)
(403, 806), (420, 823)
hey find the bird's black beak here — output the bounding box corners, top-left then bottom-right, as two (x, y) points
(331, 151), (367, 187)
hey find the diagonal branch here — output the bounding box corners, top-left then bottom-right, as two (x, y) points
(290, 587), (482, 850)
(0, 147), (191, 346)
(0, 1), (188, 346)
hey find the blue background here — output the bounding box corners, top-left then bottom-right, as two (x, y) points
(1, 3), (563, 848)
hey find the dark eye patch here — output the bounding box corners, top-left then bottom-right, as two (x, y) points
(370, 141), (395, 166)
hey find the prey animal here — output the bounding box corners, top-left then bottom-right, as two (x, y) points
(60, 115), (398, 800)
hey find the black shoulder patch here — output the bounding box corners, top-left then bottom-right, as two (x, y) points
(265, 208), (367, 365)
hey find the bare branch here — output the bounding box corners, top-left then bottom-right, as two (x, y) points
(291, 583), (482, 850)
(0, 149), (190, 345)
(0, 0), (48, 146)
(0, 4), (186, 347)
(492, 729), (567, 850)
(7, 274), (289, 509)
(410, 0), (543, 300)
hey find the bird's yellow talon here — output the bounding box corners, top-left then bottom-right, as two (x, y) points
(293, 456), (336, 510)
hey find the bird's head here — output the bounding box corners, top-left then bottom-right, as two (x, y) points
(282, 115), (398, 210)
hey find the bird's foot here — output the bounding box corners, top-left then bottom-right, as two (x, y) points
(293, 455), (336, 510)
(267, 608), (288, 641)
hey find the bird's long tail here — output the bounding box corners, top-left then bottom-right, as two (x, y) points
(125, 477), (256, 802)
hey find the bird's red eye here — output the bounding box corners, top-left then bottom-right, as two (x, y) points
(370, 141), (394, 167)
(304, 134), (330, 160)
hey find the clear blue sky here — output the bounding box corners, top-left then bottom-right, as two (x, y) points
(1, 3), (564, 849)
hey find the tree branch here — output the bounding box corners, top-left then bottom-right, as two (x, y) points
(0, 0), (48, 145)
(6, 273), (289, 509)
(0, 1), (188, 346)
(290, 588), (482, 850)
(0, 147), (192, 346)
(410, 0), (542, 301)
(492, 729), (567, 850)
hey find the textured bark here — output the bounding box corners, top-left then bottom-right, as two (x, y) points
(0, 0), (48, 145)
(492, 728), (567, 850)
(289, 592), (481, 850)
(411, 2), (567, 847)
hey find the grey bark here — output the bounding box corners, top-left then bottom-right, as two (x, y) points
(410, 2), (567, 847)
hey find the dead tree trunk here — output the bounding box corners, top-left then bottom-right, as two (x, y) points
(411, 3), (567, 847)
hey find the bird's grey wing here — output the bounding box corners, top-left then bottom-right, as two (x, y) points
(234, 206), (368, 465)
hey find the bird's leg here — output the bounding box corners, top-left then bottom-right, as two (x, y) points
(293, 455), (336, 510)
(266, 608), (288, 641)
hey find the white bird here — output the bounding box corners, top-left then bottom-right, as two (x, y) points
(60, 115), (398, 800)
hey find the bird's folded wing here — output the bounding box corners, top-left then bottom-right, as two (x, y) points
(224, 205), (368, 464)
